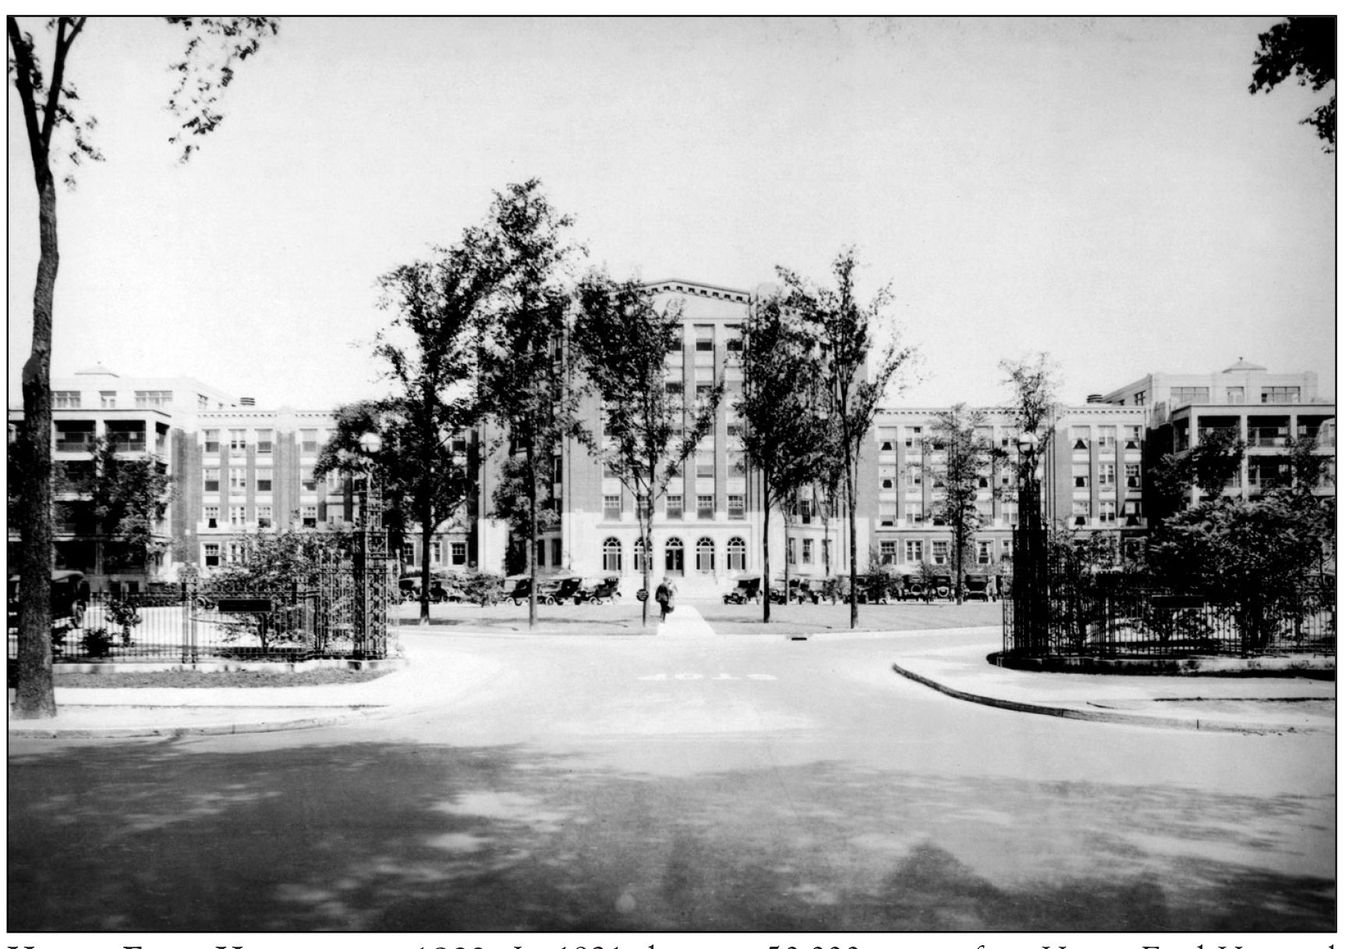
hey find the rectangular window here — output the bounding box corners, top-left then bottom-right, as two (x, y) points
(227, 542), (245, 564)
(1098, 500), (1117, 524)
(802, 538), (813, 564)
(134, 390), (172, 408)
(1125, 463), (1141, 489)
(301, 429), (318, 453)
(697, 494), (714, 519)
(1070, 426), (1091, 451)
(1170, 386), (1210, 407)
(256, 429), (273, 454)
(551, 538), (562, 567)
(100, 391), (117, 408)
(229, 505), (247, 526)
(879, 496), (897, 526)
(695, 452), (715, 478)
(786, 539), (796, 565)
(52, 391), (81, 409)
(301, 469), (317, 493)
(877, 426), (897, 451)
(1098, 462), (1115, 486)
(1125, 425), (1143, 449)
(667, 332), (682, 353)
(666, 495), (683, 519)
(1133, 391), (1146, 406)
(1073, 471), (1089, 489)
(1227, 387), (1245, 404)
(726, 421), (745, 442)
(229, 469), (247, 495)
(695, 383), (713, 400)
(203, 505), (219, 529)
(1097, 426), (1116, 449)
(1123, 500), (1142, 525)
(1072, 500), (1090, 526)
(665, 381), (683, 395)
(325, 470), (344, 492)
(727, 452), (746, 478)
(903, 501), (923, 525)
(1260, 386), (1300, 404)
(724, 325), (743, 352)
(727, 495), (745, 519)
(203, 429), (220, 453)
(203, 467), (220, 493)
(451, 542), (467, 566)
(904, 426), (924, 450)
(229, 429), (246, 452)
(1001, 538), (1013, 561)
(536, 539), (546, 567)
(976, 540), (993, 565)
(431, 543), (443, 565)
(257, 505), (273, 529)
(880, 541), (897, 565)
(257, 472), (273, 493)
(695, 325), (715, 351)
(204, 544), (220, 568)
(603, 495), (621, 520)
(931, 539), (950, 566)
(904, 540), (923, 563)
(301, 505), (317, 529)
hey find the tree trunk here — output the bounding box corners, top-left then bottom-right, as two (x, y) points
(419, 521), (432, 625)
(761, 475), (771, 623)
(526, 436), (537, 628)
(640, 496), (651, 627)
(14, 168), (58, 718)
(845, 442), (858, 628)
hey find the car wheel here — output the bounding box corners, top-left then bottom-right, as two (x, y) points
(71, 602), (85, 629)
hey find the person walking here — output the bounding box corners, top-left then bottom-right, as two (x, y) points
(655, 578), (674, 622)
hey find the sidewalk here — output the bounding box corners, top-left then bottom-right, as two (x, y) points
(893, 640), (1335, 734)
(8, 634), (503, 740)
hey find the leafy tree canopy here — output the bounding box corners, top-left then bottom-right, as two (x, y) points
(1249, 16), (1336, 152)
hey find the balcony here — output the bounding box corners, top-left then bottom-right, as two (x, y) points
(54, 434), (96, 452)
(1247, 430), (1288, 448)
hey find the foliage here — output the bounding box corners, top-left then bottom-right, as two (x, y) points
(106, 597), (143, 645)
(573, 274), (721, 625)
(780, 248), (914, 627)
(930, 405), (1001, 599)
(863, 546), (894, 603)
(80, 626), (115, 659)
(736, 286), (826, 621)
(1249, 16), (1336, 152)
(57, 437), (173, 562)
(473, 179), (583, 626)
(456, 571), (505, 607)
(7, 15), (276, 717)
(999, 353), (1061, 454)
(490, 453), (560, 573)
(1147, 428), (1244, 513)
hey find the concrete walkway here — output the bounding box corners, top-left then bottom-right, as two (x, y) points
(657, 603), (717, 637)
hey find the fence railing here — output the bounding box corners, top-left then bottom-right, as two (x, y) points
(1002, 582), (1335, 659)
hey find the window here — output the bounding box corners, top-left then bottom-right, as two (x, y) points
(726, 421), (745, 442)
(1070, 426), (1090, 451)
(903, 501), (923, 525)
(664, 537), (684, 574)
(667, 332), (682, 352)
(695, 325), (714, 352)
(931, 539), (950, 566)
(786, 539), (796, 565)
(203, 505), (219, 529)
(52, 391), (81, 408)
(726, 537), (747, 571)
(799, 497), (813, 524)
(880, 540), (897, 565)
(1170, 386), (1210, 407)
(603, 495), (621, 520)
(879, 496), (897, 526)
(403, 542), (416, 565)
(931, 502), (947, 526)
(697, 494), (714, 519)
(198, 394), (209, 410)
(204, 544), (220, 568)
(904, 539), (923, 563)
(229, 429), (247, 452)
(431, 543), (444, 566)
(802, 538), (814, 564)
(229, 469), (247, 495)
(696, 537), (715, 572)
(727, 452), (746, 478)
(666, 495), (683, 519)
(724, 325), (743, 353)
(1125, 464), (1141, 489)
(257, 472), (273, 493)
(553, 455), (563, 483)
(230, 505), (247, 527)
(822, 538), (832, 566)
(1132, 391), (1146, 406)
(203, 429), (220, 453)
(904, 426), (924, 449)
(1098, 500), (1116, 525)
(551, 538), (562, 567)
(634, 538), (652, 571)
(1097, 426), (1116, 449)
(325, 469), (344, 492)
(1072, 500), (1089, 526)
(665, 380), (683, 397)
(536, 540), (546, 567)
(100, 391), (117, 408)
(451, 542), (467, 566)
(602, 537), (622, 573)
(1227, 387), (1245, 405)
(1260, 386), (1300, 404)
(227, 542), (245, 564)
(695, 452), (715, 478)
(256, 429), (273, 454)
(1073, 471), (1089, 489)
(727, 495), (745, 519)
(257, 505), (273, 529)
(880, 465), (895, 490)
(301, 429), (318, 453)
(1098, 462), (1115, 487)
(203, 467), (220, 493)
(1125, 426), (1142, 449)
(976, 540), (993, 565)
(301, 469), (317, 493)
(1000, 538), (1013, 561)
(877, 426), (896, 452)
(301, 505), (317, 529)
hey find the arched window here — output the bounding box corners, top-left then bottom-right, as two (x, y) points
(602, 537), (622, 573)
(633, 537), (651, 571)
(664, 537), (684, 574)
(727, 537), (747, 572)
(696, 536), (715, 573)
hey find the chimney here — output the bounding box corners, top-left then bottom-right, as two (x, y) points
(239, 396), (256, 407)
(1085, 393), (1104, 404)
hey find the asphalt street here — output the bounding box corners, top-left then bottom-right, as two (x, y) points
(8, 626), (1336, 932)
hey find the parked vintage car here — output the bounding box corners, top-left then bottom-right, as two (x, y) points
(723, 576), (762, 605)
(7, 569), (90, 634)
(963, 573), (996, 601)
(537, 576), (582, 605)
(398, 577), (453, 603)
(574, 576), (621, 604)
(769, 577), (819, 605)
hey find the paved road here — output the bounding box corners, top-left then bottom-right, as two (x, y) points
(8, 626), (1336, 932)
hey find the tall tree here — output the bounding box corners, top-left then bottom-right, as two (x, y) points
(6, 15), (276, 718)
(573, 275), (722, 625)
(781, 249), (913, 628)
(474, 180), (582, 628)
(737, 287), (827, 622)
(59, 439), (173, 577)
(1146, 427), (1245, 516)
(1249, 16), (1336, 153)
(319, 243), (494, 623)
(930, 405), (998, 601)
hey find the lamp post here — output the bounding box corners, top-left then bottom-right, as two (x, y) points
(1013, 431), (1048, 655)
(354, 431), (383, 658)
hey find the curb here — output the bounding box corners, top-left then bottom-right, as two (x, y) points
(7, 706), (381, 740)
(891, 663), (1320, 734)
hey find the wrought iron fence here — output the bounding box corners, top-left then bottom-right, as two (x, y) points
(1003, 579), (1335, 659)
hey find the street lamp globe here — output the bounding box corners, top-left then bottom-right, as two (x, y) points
(358, 431), (382, 455)
(1017, 431), (1038, 457)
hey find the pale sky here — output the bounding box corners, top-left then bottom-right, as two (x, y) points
(7, 16), (1338, 412)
